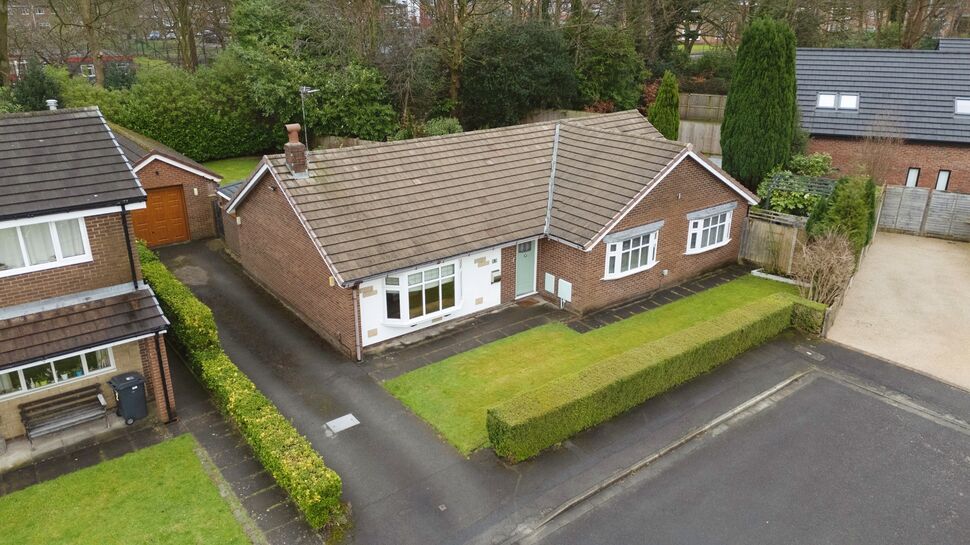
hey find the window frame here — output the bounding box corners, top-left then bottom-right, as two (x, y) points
(0, 216), (92, 278)
(604, 230), (660, 280)
(905, 167), (920, 187)
(837, 93), (859, 110)
(0, 346), (116, 401)
(686, 210), (733, 255)
(936, 170), (950, 191)
(383, 261), (459, 324)
(816, 92), (859, 111)
(955, 98), (970, 116)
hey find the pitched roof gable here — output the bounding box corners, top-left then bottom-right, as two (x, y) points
(0, 107), (146, 220)
(229, 111), (755, 284)
(109, 123), (222, 182)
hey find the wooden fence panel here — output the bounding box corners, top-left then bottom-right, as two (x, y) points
(878, 186), (970, 241)
(679, 120), (721, 156)
(740, 216), (805, 275)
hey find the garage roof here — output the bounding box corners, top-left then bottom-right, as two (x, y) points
(0, 107), (146, 221)
(109, 122), (221, 182)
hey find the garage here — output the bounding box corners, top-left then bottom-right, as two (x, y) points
(132, 185), (190, 247)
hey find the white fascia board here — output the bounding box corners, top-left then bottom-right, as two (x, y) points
(134, 154), (223, 183)
(0, 204), (144, 230)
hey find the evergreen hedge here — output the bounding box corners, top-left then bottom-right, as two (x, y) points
(138, 244), (343, 529)
(486, 293), (825, 462)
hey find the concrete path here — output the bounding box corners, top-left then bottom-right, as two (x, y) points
(159, 240), (970, 545)
(828, 232), (970, 390)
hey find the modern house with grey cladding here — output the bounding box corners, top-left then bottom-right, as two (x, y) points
(798, 39), (970, 193)
(0, 107), (176, 440)
(222, 111), (758, 358)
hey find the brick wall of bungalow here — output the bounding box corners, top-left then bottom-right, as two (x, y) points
(808, 136), (970, 194)
(0, 212), (140, 307)
(233, 172), (358, 357)
(136, 158), (220, 240)
(220, 200), (241, 257)
(536, 157), (748, 314)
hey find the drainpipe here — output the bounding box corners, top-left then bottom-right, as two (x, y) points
(120, 203), (139, 290)
(154, 332), (176, 422)
(352, 283), (363, 362)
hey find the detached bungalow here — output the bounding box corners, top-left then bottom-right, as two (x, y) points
(797, 39), (970, 193)
(221, 111), (758, 359)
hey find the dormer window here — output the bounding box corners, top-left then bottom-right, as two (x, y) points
(817, 93), (858, 110)
(956, 98), (970, 115)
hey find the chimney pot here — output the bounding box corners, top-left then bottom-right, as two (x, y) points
(285, 123), (302, 144)
(46, 99), (58, 110)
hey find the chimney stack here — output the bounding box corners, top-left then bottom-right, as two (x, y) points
(46, 99), (58, 111)
(284, 123), (308, 178)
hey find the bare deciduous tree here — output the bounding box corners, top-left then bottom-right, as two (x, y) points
(791, 231), (856, 305)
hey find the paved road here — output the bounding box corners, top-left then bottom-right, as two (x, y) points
(532, 373), (970, 544)
(159, 241), (970, 545)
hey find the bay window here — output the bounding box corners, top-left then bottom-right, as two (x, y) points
(0, 217), (90, 277)
(384, 263), (457, 321)
(604, 220), (662, 279)
(686, 202), (735, 254)
(0, 347), (114, 400)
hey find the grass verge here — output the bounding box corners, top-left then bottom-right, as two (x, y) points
(202, 156), (262, 185)
(384, 276), (798, 454)
(0, 435), (251, 545)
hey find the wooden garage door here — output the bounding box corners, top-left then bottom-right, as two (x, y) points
(132, 186), (189, 247)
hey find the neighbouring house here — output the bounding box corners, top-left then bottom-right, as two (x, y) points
(797, 39), (970, 193)
(0, 107), (176, 441)
(220, 111), (758, 359)
(110, 124), (223, 247)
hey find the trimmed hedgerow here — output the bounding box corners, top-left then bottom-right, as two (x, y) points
(139, 243), (342, 528)
(486, 293), (823, 463)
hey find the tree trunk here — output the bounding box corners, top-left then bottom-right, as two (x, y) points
(0, 0), (8, 86)
(174, 0), (198, 71)
(78, 0), (104, 87)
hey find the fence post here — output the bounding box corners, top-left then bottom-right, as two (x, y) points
(786, 224), (798, 275)
(918, 188), (935, 236)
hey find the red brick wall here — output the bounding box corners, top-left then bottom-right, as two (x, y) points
(137, 158), (219, 240)
(138, 334), (176, 422)
(538, 157), (748, 314)
(0, 212), (140, 307)
(220, 200), (241, 257)
(500, 245), (517, 303)
(808, 136), (970, 194)
(234, 173), (358, 357)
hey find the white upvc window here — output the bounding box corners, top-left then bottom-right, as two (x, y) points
(0, 347), (115, 400)
(0, 217), (91, 278)
(687, 209), (733, 254)
(955, 98), (970, 115)
(383, 262), (458, 322)
(817, 92), (859, 110)
(905, 167), (920, 187)
(936, 170), (950, 191)
(605, 231), (659, 279)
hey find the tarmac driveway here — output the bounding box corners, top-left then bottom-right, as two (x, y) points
(159, 241), (970, 545)
(827, 232), (970, 390)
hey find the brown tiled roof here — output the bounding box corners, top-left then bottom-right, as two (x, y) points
(0, 289), (167, 369)
(0, 107), (146, 221)
(109, 122), (221, 180)
(241, 111), (751, 283)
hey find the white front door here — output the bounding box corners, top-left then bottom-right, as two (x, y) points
(514, 240), (537, 297)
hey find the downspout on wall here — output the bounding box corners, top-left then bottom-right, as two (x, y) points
(352, 283), (363, 362)
(120, 203), (139, 290)
(154, 332), (175, 422)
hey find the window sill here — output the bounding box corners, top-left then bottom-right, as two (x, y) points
(685, 239), (731, 256)
(603, 260), (659, 281)
(0, 255), (94, 279)
(382, 303), (463, 329)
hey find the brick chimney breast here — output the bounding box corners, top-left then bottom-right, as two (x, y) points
(283, 123), (308, 178)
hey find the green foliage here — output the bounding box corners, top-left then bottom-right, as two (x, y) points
(0, 87), (21, 114)
(567, 23), (644, 110)
(460, 22), (578, 129)
(757, 153), (833, 215)
(12, 62), (61, 111)
(721, 18), (798, 190)
(424, 117), (463, 136)
(486, 293), (824, 462)
(806, 176), (877, 255)
(647, 70), (679, 140)
(677, 49), (735, 95)
(306, 63), (398, 142)
(787, 152), (832, 176)
(139, 243), (343, 529)
(104, 63), (135, 90)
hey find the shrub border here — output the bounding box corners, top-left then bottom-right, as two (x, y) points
(138, 244), (342, 529)
(486, 293), (824, 462)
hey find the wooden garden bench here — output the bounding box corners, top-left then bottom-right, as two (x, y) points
(19, 384), (108, 447)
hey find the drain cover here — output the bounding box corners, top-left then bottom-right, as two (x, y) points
(794, 345), (826, 361)
(324, 413), (360, 437)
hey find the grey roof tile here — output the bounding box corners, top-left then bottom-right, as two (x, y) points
(0, 107), (146, 220)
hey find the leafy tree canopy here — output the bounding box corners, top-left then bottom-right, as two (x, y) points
(566, 23), (644, 111)
(460, 21), (578, 129)
(12, 61), (61, 111)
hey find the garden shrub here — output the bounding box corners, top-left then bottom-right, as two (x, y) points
(139, 243), (343, 528)
(647, 70), (679, 140)
(806, 176), (876, 255)
(486, 293), (823, 462)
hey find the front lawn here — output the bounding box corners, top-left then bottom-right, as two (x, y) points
(203, 156), (262, 185)
(385, 276), (797, 454)
(0, 435), (253, 545)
